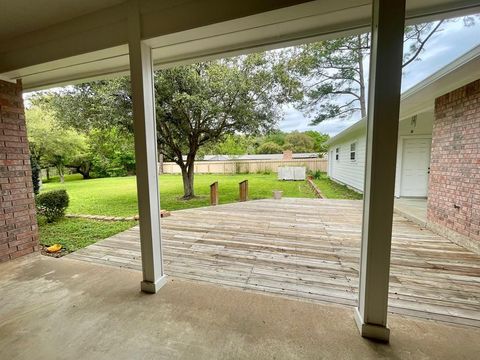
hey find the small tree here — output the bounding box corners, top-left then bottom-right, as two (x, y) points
(26, 107), (87, 183)
(283, 131), (315, 153)
(257, 141), (283, 154)
(304, 130), (330, 154)
(198, 134), (257, 157)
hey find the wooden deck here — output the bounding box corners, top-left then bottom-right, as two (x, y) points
(67, 198), (480, 327)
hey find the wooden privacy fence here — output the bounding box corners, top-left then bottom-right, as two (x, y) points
(162, 158), (327, 174)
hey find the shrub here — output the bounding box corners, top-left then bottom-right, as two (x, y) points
(30, 155), (41, 195)
(36, 190), (69, 223)
(311, 170), (322, 180)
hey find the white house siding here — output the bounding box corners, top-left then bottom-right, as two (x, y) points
(328, 111), (433, 196)
(328, 130), (366, 192)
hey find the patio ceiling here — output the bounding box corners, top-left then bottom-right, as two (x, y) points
(1, 0), (479, 90)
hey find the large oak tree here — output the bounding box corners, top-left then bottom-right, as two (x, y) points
(34, 52), (299, 199)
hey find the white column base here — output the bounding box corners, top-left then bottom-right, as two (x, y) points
(354, 308), (390, 342)
(141, 275), (168, 294)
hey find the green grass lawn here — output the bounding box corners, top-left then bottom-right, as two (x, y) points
(39, 218), (136, 252)
(42, 173), (315, 216)
(40, 172), (360, 253)
(313, 173), (363, 200)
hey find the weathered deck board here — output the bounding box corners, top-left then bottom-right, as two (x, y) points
(67, 198), (480, 327)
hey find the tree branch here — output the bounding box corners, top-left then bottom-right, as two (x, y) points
(402, 20), (443, 68)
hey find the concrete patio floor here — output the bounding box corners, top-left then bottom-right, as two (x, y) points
(1, 254), (479, 360)
(68, 198), (480, 327)
(394, 198), (427, 227)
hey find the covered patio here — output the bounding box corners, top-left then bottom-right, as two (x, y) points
(68, 198), (480, 327)
(2, 0), (480, 350)
(2, 254), (479, 360)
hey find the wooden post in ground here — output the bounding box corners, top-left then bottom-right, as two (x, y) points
(239, 180), (248, 202)
(210, 181), (219, 206)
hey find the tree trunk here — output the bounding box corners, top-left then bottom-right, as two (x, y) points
(158, 152), (164, 175)
(180, 165), (195, 199)
(58, 167), (65, 184)
(179, 153), (196, 200)
(77, 165), (91, 179)
(46, 168), (50, 180)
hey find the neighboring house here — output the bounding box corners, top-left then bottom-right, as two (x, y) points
(326, 45), (480, 252)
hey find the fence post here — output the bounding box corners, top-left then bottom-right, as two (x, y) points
(210, 181), (219, 206)
(239, 180), (248, 202)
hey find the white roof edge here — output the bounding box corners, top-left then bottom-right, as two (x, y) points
(401, 43), (480, 100)
(325, 44), (480, 147)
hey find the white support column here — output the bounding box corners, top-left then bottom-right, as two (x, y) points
(128, 1), (167, 293)
(355, 0), (406, 342)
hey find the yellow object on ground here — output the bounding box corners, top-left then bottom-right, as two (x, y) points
(46, 244), (62, 253)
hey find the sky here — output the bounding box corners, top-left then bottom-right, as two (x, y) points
(280, 16), (480, 136)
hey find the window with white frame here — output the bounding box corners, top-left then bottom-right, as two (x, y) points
(335, 147), (339, 160)
(350, 142), (356, 161)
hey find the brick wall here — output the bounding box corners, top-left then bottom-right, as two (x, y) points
(0, 79), (39, 262)
(427, 79), (480, 253)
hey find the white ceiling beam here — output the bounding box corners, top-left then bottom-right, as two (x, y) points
(0, 0), (311, 73)
(1, 0), (479, 90)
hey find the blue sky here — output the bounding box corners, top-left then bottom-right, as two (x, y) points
(280, 16), (480, 136)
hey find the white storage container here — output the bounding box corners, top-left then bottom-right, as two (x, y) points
(278, 166), (306, 181)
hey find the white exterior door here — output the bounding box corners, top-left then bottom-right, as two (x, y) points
(400, 138), (431, 197)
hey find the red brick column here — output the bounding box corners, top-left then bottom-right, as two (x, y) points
(427, 79), (480, 253)
(0, 79), (39, 262)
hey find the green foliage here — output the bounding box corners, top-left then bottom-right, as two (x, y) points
(283, 131), (315, 152)
(33, 52), (301, 199)
(263, 130), (286, 147)
(198, 134), (258, 157)
(288, 35), (369, 124)
(254, 130), (328, 155)
(87, 128), (136, 178)
(288, 19), (455, 124)
(313, 173), (363, 200)
(36, 189), (70, 222)
(309, 170), (322, 180)
(304, 131), (330, 154)
(30, 155), (41, 195)
(257, 141), (283, 154)
(26, 107), (88, 182)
